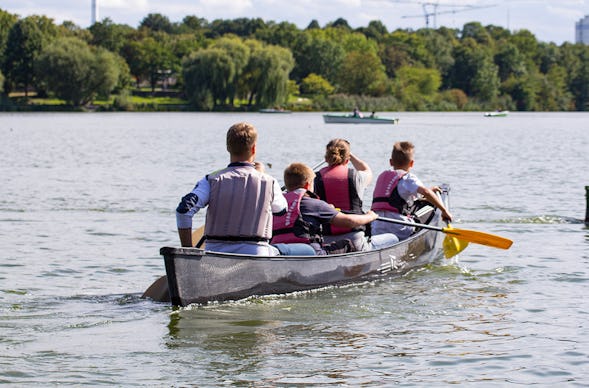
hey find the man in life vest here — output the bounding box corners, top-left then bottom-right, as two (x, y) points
(314, 138), (373, 251)
(371, 141), (452, 240)
(175, 122), (287, 255)
(272, 162), (379, 255)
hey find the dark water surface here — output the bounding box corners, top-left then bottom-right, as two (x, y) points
(1, 112), (587, 385)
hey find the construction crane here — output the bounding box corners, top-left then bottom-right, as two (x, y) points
(399, 1), (497, 29)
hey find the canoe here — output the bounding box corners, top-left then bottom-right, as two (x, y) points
(259, 108), (292, 113)
(323, 114), (399, 124)
(484, 110), (509, 117)
(158, 186), (450, 307)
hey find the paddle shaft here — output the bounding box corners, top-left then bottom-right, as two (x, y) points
(376, 216), (513, 249)
(377, 216), (445, 232)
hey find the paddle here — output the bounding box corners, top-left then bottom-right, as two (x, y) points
(141, 225), (205, 302)
(377, 216), (513, 250)
(442, 227), (469, 259)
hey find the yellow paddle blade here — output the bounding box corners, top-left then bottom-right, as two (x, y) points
(442, 226), (513, 249)
(443, 225), (469, 258)
(192, 224), (206, 248)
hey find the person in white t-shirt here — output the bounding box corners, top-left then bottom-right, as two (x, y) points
(370, 141), (452, 240)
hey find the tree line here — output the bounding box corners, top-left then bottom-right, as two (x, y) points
(1, 8), (588, 111)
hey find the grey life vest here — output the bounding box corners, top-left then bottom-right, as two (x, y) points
(205, 164), (275, 242)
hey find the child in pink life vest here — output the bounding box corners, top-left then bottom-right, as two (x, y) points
(272, 162), (379, 255)
(370, 141), (453, 240)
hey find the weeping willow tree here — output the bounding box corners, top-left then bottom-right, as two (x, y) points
(182, 37), (293, 110)
(211, 35), (250, 106)
(241, 39), (294, 108)
(182, 48), (236, 110)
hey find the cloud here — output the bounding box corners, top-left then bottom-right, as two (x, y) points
(101, 0), (150, 10)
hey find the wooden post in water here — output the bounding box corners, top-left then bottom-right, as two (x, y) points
(586, 186), (589, 225)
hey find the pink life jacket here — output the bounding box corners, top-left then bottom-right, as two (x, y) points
(314, 164), (364, 235)
(271, 189), (317, 244)
(371, 170), (408, 214)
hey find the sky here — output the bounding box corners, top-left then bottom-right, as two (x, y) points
(2, 0), (589, 45)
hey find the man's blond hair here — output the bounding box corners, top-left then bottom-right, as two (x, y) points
(226, 122), (257, 157)
(284, 162), (315, 191)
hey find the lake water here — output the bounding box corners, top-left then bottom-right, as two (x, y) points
(1, 111), (588, 386)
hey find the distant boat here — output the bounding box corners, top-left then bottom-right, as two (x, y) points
(323, 113), (399, 124)
(484, 110), (509, 117)
(259, 108), (292, 114)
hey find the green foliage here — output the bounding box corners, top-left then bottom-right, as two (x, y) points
(3, 16), (55, 94)
(300, 73), (334, 96)
(291, 30), (346, 83)
(312, 93), (402, 112)
(1, 11), (589, 111)
(337, 51), (389, 96)
(440, 89), (468, 110)
(212, 35), (250, 104)
(447, 38), (499, 101)
(242, 40), (294, 107)
(36, 37), (120, 106)
(140, 13), (174, 34)
(89, 18), (134, 54)
(182, 48), (234, 110)
(396, 66), (441, 96)
(0, 9), (18, 64)
(123, 36), (174, 92)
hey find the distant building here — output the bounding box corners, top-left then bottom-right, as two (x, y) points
(576, 15), (589, 44)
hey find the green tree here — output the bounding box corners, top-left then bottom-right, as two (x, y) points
(300, 73), (334, 96)
(124, 36), (174, 92)
(306, 20), (321, 30)
(0, 9), (18, 75)
(419, 29), (456, 83)
(182, 48), (234, 109)
(567, 44), (589, 110)
(140, 13), (174, 34)
(291, 30), (345, 83)
(212, 35), (251, 105)
(337, 50), (388, 96)
(3, 16), (56, 96)
(357, 20), (388, 43)
(208, 17), (266, 38)
(380, 30), (433, 78)
(448, 38), (499, 101)
(501, 72), (541, 110)
(461, 22), (492, 46)
(89, 18), (133, 54)
(509, 29), (539, 65)
(326, 18), (352, 31)
(177, 15), (208, 35)
(396, 66), (441, 96)
(536, 42), (560, 74)
(494, 42), (527, 82)
(36, 37), (120, 106)
(241, 40), (294, 107)
(536, 65), (573, 110)
(254, 21), (301, 49)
